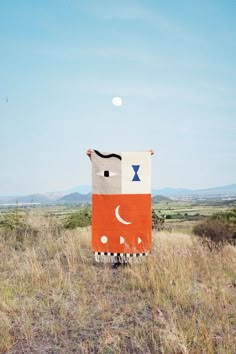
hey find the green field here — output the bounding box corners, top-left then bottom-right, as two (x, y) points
(1, 198), (236, 232)
(152, 199), (236, 232)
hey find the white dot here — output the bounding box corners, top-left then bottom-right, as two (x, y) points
(138, 237), (142, 244)
(101, 236), (108, 244)
(112, 96), (122, 106)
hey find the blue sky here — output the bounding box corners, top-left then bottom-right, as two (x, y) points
(0, 0), (235, 195)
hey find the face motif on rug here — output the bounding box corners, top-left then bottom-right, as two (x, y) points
(92, 150), (152, 254)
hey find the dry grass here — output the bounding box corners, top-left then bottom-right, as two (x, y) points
(0, 211), (235, 353)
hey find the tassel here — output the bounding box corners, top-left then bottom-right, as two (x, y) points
(94, 252), (149, 264)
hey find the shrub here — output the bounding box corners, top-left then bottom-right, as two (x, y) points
(64, 208), (91, 229)
(211, 208), (236, 224)
(152, 209), (165, 230)
(193, 209), (236, 246)
(0, 212), (23, 230)
(0, 211), (39, 249)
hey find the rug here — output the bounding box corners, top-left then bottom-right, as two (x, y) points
(91, 150), (152, 262)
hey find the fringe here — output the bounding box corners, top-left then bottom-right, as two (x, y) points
(94, 252), (149, 264)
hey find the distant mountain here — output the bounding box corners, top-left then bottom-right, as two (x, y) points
(62, 185), (92, 195)
(152, 184), (236, 198)
(152, 188), (192, 197)
(59, 193), (172, 204)
(44, 191), (67, 200)
(58, 192), (91, 204)
(152, 195), (173, 203)
(1, 184), (236, 205)
(12, 194), (52, 203)
(197, 184), (236, 195)
(0, 195), (18, 202)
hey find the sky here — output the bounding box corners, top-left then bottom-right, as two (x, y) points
(0, 0), (235, 195)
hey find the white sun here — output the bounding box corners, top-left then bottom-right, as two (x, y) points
(112, 96), (123, 107)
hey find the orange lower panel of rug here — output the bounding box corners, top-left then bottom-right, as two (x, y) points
(92, 194), (152, 254)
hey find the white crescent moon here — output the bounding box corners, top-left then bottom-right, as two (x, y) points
(115, 205), (132, 225)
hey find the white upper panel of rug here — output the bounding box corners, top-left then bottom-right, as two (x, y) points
(92, 150), (151, 195)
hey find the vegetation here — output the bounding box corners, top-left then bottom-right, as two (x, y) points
(0, 210), (40, 250)
(0, 210), (235, 353)
(64, 207), (91, 229)
(211, 208), (236, 224)
(0, 210), (23, 229)
(193, 209), (236, 246)
(152, 209), (165, 230)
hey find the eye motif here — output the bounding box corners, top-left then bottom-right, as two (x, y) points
(96, 170), (117, 177)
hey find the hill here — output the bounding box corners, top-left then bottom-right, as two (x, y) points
(11, 194), (52, 204)
(152, 195), (173, 203)
(58, 192), (91, 204)
(1, 184), (236, 205)
(152, 184), (236, 199)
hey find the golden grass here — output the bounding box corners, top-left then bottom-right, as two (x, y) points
(0, 211), (235, 353)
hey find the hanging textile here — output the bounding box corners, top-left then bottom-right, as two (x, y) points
(91, 150), (152, 263)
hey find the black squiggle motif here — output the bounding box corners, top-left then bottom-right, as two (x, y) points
(94, 150), (122, 160)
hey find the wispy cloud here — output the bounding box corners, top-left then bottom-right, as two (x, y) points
(83, 0), (181, 34)
(79, 47), (158, 65)
(55, 76), (236, 111)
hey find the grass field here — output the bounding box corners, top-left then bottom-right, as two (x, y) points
(0, 209), (236, 353)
